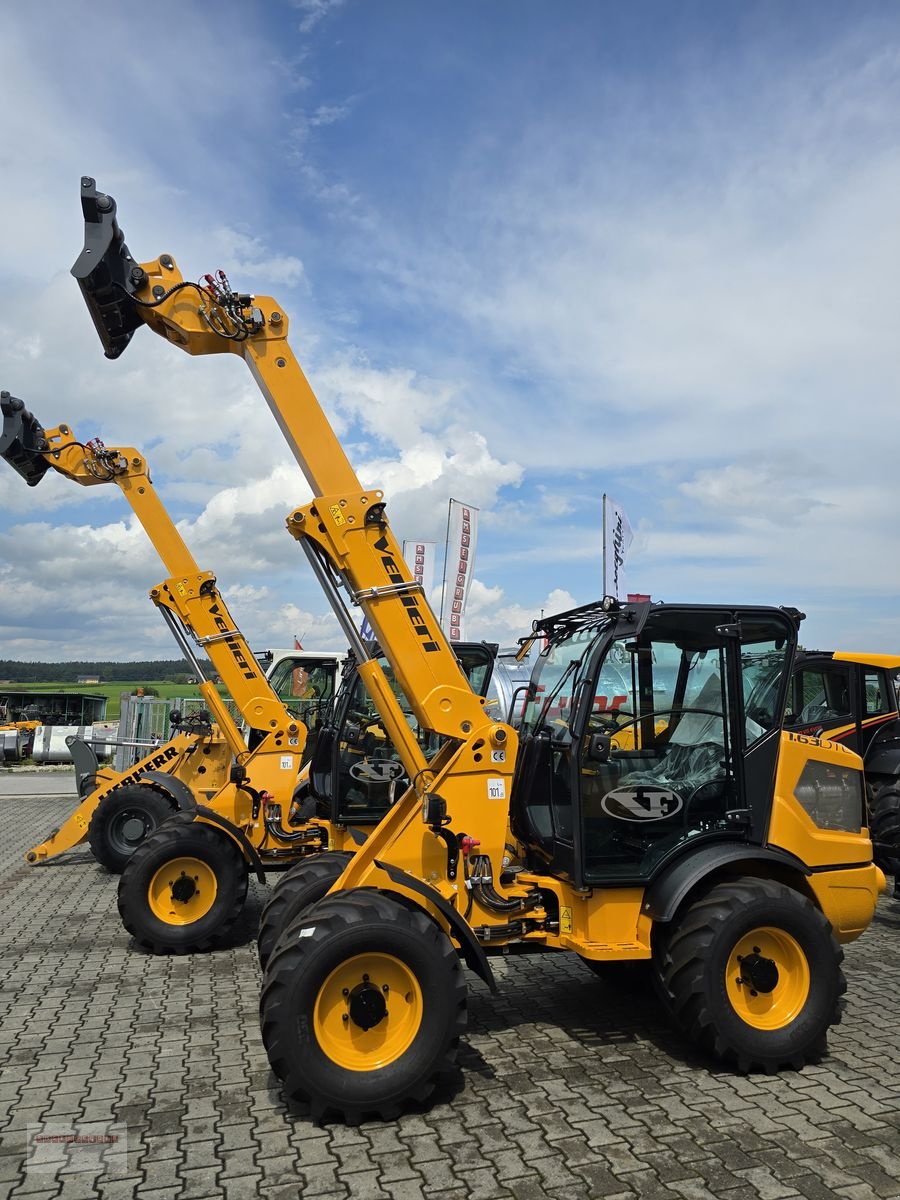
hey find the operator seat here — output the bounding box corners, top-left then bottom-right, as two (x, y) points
(618, 674), (729, 821)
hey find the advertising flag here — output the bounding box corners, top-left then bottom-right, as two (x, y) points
(440, 500), (479, 643)
(602, 495), (634, 599)
(402, 540), (436, 605)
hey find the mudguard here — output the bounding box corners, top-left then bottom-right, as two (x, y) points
(135, 770), (198, 811)
(374, 859), (497, 993)
(643, 842), (810, 924)
(191, 805), (267, 884)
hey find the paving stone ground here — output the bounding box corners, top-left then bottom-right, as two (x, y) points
(1, 793), (900, 1200)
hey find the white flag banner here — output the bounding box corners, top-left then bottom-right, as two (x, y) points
(603, 495), (634, 599)
(441, 500), (479, 643)
(402, 540), (436, 606)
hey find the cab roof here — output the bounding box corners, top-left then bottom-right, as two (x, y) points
(832, 651), (900, 670)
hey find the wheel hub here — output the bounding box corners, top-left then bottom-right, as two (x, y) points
(737, 950), (779, 995)
(348, 980), (388, 1031)
(121, 816), (146, 842)
(148, 856), (217, 925)
(170, 873), (198, 904)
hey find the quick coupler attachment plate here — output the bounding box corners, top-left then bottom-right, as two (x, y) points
(71, 176), (145, 360)
(0, 392), (49, 487)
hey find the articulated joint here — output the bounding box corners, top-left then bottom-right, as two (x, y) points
(286, 490), (386, 562)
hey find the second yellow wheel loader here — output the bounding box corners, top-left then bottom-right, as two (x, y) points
(67, 177), (885, 1118)
(786, 650), (900, 897)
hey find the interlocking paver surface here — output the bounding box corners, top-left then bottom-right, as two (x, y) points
(2, 788), (900, 1199)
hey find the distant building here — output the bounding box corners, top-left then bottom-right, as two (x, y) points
(77, 675), (101, 685)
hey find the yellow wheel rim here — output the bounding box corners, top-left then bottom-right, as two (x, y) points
(313, 952), (423, 1071)
(725, 926), (810, 1031)
(148, 856), (218, 925)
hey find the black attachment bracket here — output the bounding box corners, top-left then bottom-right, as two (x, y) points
(71, 176), (145, 360)
(0, 392), (49, 487)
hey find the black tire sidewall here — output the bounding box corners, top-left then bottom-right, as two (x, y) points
(270, 906), (460, 1110)
(119, 823), (248, 951)
(89, 786), (175, 873)
(257, 852), (351, 968)
(701, 890), (838, 1060)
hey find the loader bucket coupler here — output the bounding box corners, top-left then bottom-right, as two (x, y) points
(0, 392), (49, 487)
(71, 176), (145, 360)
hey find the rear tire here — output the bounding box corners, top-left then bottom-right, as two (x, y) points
(662, 877), (845, 1072)
(257, 851), (352, 970)
(260, 889), (466, 1123)
(870, 785), (900, 879)
(118, 819), (248, 954)
(88, 784), (176, 873)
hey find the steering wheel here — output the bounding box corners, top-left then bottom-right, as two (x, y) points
(588, 708), (635, 733)
(591, 707), (725, 744)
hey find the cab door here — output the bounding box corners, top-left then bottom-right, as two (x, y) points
(785, 656), (859, 752)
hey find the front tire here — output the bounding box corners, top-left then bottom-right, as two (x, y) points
(662, 877), (845, 1072)
(260, 889), (466, 1123)
(118, 818), (248, 954)
(257, 851), (353, 970)
(88, 784), (176, 873)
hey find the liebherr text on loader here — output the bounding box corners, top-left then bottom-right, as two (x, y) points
(71, 176), (884, 1122)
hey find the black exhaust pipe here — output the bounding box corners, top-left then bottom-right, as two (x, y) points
(0, 392), (49, 487)
(71, 176), (146, 360)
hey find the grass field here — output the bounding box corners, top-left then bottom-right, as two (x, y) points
(3, 681), (231, 720)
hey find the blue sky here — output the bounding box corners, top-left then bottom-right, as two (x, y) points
(1, 1), (899, 659)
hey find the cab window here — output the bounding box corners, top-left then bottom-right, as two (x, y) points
(268, 657), (336, 721)
(789, 667), (852, 726)
(864, 672), (895, 717)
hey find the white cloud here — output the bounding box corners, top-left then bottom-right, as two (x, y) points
(292, 0), (345, 35)
(2, 8), (900, 663)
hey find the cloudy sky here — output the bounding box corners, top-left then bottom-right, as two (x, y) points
(1, 1), (899, 661)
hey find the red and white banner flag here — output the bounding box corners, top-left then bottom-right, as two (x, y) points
(402, 540), (436, 606)
(440, 499), (479, 643)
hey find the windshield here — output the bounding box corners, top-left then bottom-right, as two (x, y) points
(521, 622), (609, 738)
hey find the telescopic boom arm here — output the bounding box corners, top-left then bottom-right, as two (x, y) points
(0, 391), (298, 762)
(71, 177), (518, 871)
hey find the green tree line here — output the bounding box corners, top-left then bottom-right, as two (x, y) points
(0, 660), (214, 684)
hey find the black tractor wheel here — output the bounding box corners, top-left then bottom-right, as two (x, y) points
(260, 888), (466, 1123)
(88, 784), (176, 873)
(257, 851), (353, 970)
(661, 877), (845, 1072)
(118, 819), (248, 954)
(869, 785), (900, 886)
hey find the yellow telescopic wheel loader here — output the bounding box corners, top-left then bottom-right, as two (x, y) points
(1, 391), (234, 871)
(0, 393), (342, 948)
(1, 387), (498, 952)
(68, 177), (884, 1121)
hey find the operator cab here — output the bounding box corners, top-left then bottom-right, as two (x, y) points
(511, 600), (800, 887)
(311, 641), (498, 825)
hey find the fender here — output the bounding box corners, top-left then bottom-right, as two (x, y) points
(135, 770), (198, 811)
(864, 746), (900, 782)
(173, 805), (267, 885)
(373, 859), (497, 993)
(643, 842), (810, 924)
